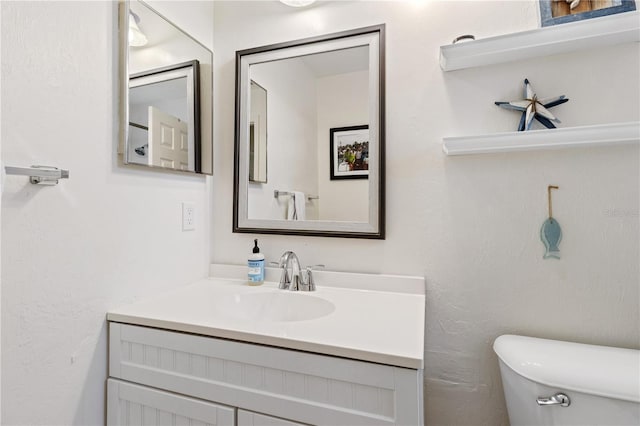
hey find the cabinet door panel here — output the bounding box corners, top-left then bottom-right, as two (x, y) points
(238, 409), (307, 426)
(110, 323), (423, 425)
(107, 378), (235, 426)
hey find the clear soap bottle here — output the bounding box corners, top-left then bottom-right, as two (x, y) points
(247, 239), (265, 286)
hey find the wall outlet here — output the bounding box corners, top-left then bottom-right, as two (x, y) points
(182, 202), (195, 231)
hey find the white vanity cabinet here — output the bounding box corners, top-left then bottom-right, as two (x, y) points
(107, 323), (424, 425)
(238, 410), (305, 426)
(107, 378), (235, 426)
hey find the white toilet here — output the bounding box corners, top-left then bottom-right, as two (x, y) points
(494, 334), (640, 425)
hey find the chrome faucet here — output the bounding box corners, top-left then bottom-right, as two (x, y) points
(275, 251), (323, 291)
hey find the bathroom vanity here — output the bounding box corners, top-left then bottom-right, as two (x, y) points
(106, 265), (425, 425)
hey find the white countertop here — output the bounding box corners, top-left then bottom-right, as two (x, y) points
(107, 265), (425, 369)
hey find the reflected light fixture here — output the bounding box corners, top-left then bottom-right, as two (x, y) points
(280, 0), (316, 7)
(129, 11), (148, 47)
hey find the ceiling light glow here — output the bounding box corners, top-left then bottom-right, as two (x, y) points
(129, 11), (148, 47)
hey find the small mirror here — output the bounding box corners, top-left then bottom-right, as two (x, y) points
(234, 25), (385, 238)
(249, 81), (267, 183)
(119, 0), (213, 174)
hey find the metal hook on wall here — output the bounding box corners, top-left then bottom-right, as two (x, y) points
(541, 185), (562, 259)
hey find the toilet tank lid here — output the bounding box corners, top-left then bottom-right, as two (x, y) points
(494, 335), (640, 403)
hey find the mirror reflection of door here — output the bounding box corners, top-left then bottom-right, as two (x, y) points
(247, 46), (369, 223)
(148, 106), (189, 170)
(249, 81), (267, 183)
(129, 74), (192, 170)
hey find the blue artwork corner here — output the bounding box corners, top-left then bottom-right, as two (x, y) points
(539, 0), (636, 27)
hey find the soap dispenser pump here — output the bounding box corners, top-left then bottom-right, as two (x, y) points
(248, 239), (265, 286)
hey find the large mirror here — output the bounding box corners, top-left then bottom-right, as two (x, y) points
(234, 25), (385, 238)
(119, 0), (213, 174)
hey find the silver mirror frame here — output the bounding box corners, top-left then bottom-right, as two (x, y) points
(233, 25), (385, 239)
(117, 0), (213, 175)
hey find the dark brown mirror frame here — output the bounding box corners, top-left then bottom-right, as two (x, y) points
(233, 24), (386, 239)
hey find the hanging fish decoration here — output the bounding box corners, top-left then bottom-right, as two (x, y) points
(541, 185), (562, 259)
(541, 217), (562, 259)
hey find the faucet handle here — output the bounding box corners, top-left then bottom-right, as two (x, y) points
(303, 264), (324, 291)
(308, 264), (325, 270)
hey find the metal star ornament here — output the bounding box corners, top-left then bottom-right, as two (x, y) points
(495, 79), (569, 131)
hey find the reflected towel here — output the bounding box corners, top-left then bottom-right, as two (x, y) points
(287, 191), (306, 220)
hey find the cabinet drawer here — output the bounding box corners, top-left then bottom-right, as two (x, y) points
(107, 378), (235, 426)
(238, 409), (306, 426)
(238, 410), (306, 426)
(109, 323), (423, 425)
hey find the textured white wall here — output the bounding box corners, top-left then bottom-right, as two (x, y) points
(248, 59), (320, 221)
(316, 70), (369, 222)
(212, 1), (639, 425)
(0, 3), (3, 419)
(1, 1), (213, 425)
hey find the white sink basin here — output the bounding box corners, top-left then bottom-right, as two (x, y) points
(212, 291), (336, 322)
(107, 268), (426, 368)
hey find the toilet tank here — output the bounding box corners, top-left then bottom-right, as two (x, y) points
(494, 335), (640, 426)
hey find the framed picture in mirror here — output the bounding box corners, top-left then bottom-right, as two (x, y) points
(330, 125), (369, 180)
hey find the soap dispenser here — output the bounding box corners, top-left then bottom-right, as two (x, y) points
(248, 239), (265, 286)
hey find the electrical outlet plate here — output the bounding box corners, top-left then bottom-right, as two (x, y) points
(182, 202), (195, 231)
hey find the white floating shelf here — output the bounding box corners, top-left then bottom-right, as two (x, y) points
(440, 11), (640, 71)
(442, 122), (640, 156)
